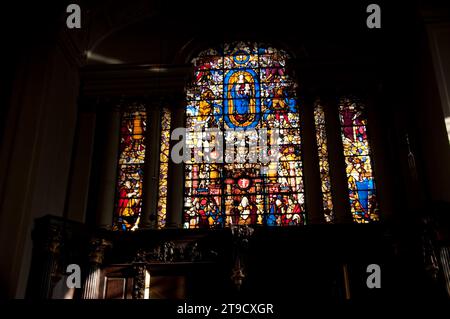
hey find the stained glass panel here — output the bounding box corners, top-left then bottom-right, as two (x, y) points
(184, 42), (305, 228)
(339, 97), (379, 223)
(157, 108), (171, 228)
(314, 102), (335, 223)
(113, 106), (147, 231)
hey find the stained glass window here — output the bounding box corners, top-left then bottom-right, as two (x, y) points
(157, 108), (171, 228)
(338, 97), (379, 223)
(184, 42), (305, 229)
(314, 101), (335, 223)
(113, 106), (147, 231)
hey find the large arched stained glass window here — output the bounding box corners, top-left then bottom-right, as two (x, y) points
(184, 42), (305, 229)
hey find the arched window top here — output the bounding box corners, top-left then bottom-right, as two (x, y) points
(187, 42), (294, 84)
(191, 41), (291, 62)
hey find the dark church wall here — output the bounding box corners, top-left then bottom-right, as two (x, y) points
(0, 2), (82, 298)
(0, 0), (449, 300)
(0, 44), (80, 298)
(415, 24), (450, 205)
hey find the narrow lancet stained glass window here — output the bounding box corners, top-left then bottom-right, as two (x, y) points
(113, 106), (147, 231)
(184, 42), (305, 229)
(338, 97), (379, 223)
(157, 108), (171, 228)
(314, 101), (335, 223)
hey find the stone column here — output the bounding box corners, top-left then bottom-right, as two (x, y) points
(140, 105), (162, 229)
(365, 96), (395, 221)
(301, 96), (326, 224)
(81, 238), (112, 299)
(95, 107), (121, 228)
(165, 101), (185, 228)
(323, 96), (353, 224)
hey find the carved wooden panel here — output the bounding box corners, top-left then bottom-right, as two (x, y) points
(104, 277), (126, 299)
(149, 275), (186, 299)
(101, 266), (134, 299)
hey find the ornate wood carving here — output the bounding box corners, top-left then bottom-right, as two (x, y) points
(230, 225), (254, 291)
(28, 218), (63, 299)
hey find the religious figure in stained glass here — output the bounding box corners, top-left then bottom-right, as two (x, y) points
(113, 106), (147, 231)
(184, 42), (305, 229)
(338, 97), (379, 223)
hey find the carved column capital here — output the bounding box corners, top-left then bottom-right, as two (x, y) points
(82, 237), (112, 299)
(46, 228), (62, 255)
(88, 238), (112, 265)
(32, 223), (63, 255)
